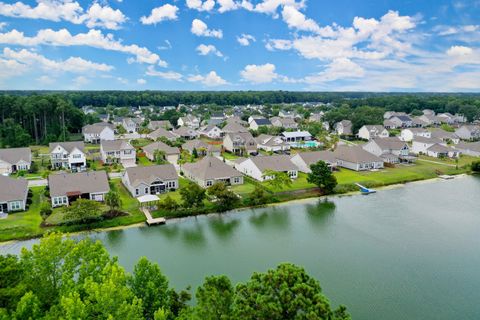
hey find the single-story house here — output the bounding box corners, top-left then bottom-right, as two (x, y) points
(0, 147), (31, 175)
(411, 137), (445, 155)
(122, 164), (178, 197)
(142, 141), (180, 164)
(236, 155), (299, 181)
(357, 125), (389, 140)
(0, 175), (28, 213)
(182, 139), (221, 157)
(362, 137), (413, 164)
(182, 156), (243, 187)
(198, 124), (224, 139)
(172, 126), (199, 140)
(334, 145), (384, 171)
(290, 151), (337, 173)
(148, 127), (178, 141)
(430, 129), (460, 144)
(49, 171), (110, 207)
(281, 131), (312, 144)
(270, 117), (298, 129)
(249, 118), (272, 130)
(255, 134), (291, 153)
(426, 144), (461, 158)
(453, 142), (480, 157)
(455, 125), (480, 141)
(148, 120), (172, 131)
(82, 122), (115, 144)
(400, 128), (431, 142)
(49, 141), (86, 171)
(335, 120), (353, 136)
(100, 140), (136, 167)
(389, 115), (413, 128)
(383, 119), (398, 130)
(222, 121), (249, 134)
(223, 132), (258, 155)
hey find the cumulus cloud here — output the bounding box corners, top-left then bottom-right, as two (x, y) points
(141, 4), (178, 25)
(0, 0), (127, 30)
(447, 45), (473, 56)
(191, 19), (223, 38)
(304, 58), (365, 83)
(187, 71), (227, 86)
(281, 5), (320, 33)
(0, 21), (6, 30)
(196, 44), (223, 57)
(186, 0), (215, 12)
(137, 78), (146, 84)
(0, 28), (166, 66)
(72, 75), (89, 88)
(146, 66), (183, 81)
(240, 63), (279, 83)
(218, 0), (239, 12)
(237, 33), (255, 46)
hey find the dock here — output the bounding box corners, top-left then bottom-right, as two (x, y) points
(141, 207), (166, 226)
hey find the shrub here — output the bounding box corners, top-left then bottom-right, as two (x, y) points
(472, 160), (480, 173)
(39, 202), (52, 221)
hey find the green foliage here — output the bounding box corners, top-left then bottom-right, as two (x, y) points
(62, 199), (102, 224)
(307, 161), (338, 195)
(0, 255), (25, 311)
(262, 170), (292, 190)
(472, 160), (480, 172)
(154, 150), (167, 165)
(207, 183), (239, 211)
(158, 195), (179, 211)
(440, 124), (455, 132)
(192, 148), (198, 159)
(192, 276), (234, 320)
(39, 202), (52, 221)
(179, 182), (206, 208)
(105, 190), (122, 212)
(246, 185), (271, 206)
(13, 291), (41, 320)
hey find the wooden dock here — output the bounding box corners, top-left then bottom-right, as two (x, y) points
(141, 207), (166, 226)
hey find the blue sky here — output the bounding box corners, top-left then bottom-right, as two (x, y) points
(0, 0), (479, 91)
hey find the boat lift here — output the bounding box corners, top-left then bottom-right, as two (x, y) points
(355, 183), (377, 195)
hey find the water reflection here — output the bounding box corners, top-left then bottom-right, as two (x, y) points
(208, 216), (241, 241)
(181, 221), (207, 248)
(249, 206), (290, 231)
(305, 198), (336, 228)
(104, 229), (125, 249)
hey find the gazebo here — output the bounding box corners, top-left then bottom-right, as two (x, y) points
(137, 194), (160, 210)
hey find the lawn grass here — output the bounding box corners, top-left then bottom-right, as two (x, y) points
(229, 181), (257, 196)
(130, 138), (152, 148)
(137, 156), (155, 166)
(222, 152), (240, 160)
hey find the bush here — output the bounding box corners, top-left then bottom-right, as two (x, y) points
(29, 161), (39, 173)
(472, 160), (480, 173)
(40, 202), (52, 221)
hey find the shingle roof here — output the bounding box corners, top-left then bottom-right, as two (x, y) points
(455, 141), (480, 152)
(0, 175), (28, 202)
(249, 155), (298, 172)
(255, 134), (288, 147)
(125, 164), (178, 188)
(49, 141), (85, 153)
(173, 126), (198, 137)
(413, 136), (443, 144)
(334, 145), (383, 163)
(142, 141), (179, 155)
(222, 122), (249, 133)
(293, 151), (337, 165)
(253, 118), (272, 126)
(0, 147), (31, 165)
(82, 122), (114, 134)
(101, 140), (134, 152)
(49, 171), (110, 198)
(282, 131), (312, 138)
(183, 156), (242, 180)
(148, 127), (177, 140)
(370, 137), (407, 150)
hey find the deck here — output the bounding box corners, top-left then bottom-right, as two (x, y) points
(141, 207), (166, 226)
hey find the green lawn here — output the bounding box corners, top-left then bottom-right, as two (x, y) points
(0, 187), (46, 242)
(131, 138), (152, 148)
(137, 156), (155, 166)
(222, 152), (241, 160)
(156, 177), (190, 202)
(229, 181), (257, 196)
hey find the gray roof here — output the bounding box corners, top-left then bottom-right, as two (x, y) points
(82, 122), (114, 134)
(49, 171), (110, 198)
(125, 164), (178, 188)
(101, 139), (134, 152)
(222, 122), (249, 133)
(455, 141), (480, 153)
(182, 139), (220, 153)
(334, 145), (383, 163)
(0, 175), (28, 202)
(148, 127), (177, 140)
(183, 156), (242, 180)
(370, 137), (407, 150)
(249, 155), (298, 172)
(225, 132), (257, 151)
(252, 118), (272, 126)
(427, 144), (451, 153)
(293, 151), (336, 165)
(404, 127), (428, 134)
(430, 129), (458, 140)
(173, 126), (198, 137)
(49, 141), (85, 153)
(255, 134), (288, 147)
(394, 115), (412, 122)
(413, 136), (443, 144)
(142, 141), (179, 155)
(0, 147), (31, 165)
(148, 120), (172, 130)
(363, 125), (386, 131)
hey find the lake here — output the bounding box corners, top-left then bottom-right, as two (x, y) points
(2, 176), (480, 320)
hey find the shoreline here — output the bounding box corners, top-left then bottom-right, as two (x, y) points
(1, 173), (471, 246)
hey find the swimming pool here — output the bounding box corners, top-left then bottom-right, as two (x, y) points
(291, 141), (321, 148)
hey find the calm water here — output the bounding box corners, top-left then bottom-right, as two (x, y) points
(2, 176), (480, 320)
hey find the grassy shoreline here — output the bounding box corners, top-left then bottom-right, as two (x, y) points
(0, 156), (475, 244)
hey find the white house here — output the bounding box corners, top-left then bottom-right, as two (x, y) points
(122, 164), (178, 197)
(281, 131), (312, 144)
(335, 120), (353, 136)
(0, 147), (31, 175)
(49, 141), (86, 172)
(430, 129), (460, 144)
(198, 124), (223, 139)
(290, 151), (337, 173)
(411, 137), (446, 154)
(122, 118), (142, 133)
(455, 125), (480, 141)
(333, 145), (384, 171)
(236, 155), (299, 182)
(357, 125), (389, 140)
(400, 128), (431, 142)
(425, 144), (461, 158)
(270, 117), (298, 129)
(177, 115), (200, 128)
(100, 140), (136, 167)
(454, 142), (480, 157)
(389, 115), (413, 128)
(362, 137), (413, 164)
(82, 123), (115, 144)
(255, 134), (290, 153)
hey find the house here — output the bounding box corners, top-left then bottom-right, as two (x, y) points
(198, 124), (223, 139)
(278, 110), (298, 119)
(290, 151), (337, 173)
(236, 155), (299, 181)
(122, 118), (142, 133)
(419, 114), (441, 126)
(309, 112), (324, 122)
(423, 109), (435, 116)
(389, 115), (413, 128)
(384, 111), (407, 119)
(112, 117), (124, 126)
(226, 116), (247, 126)
(270, 117), (298, 129)
(362, 137), (413, 164)
(0, 147), (31, 175)
(148, 120), (172, 131)
(249, 118), (272, 130)
(222, 122), (249, 134)
(357, 125), (389, 140)
(0, 175), (28, 213)
(172, 126), (199, 140)
(335, 120), (353, 136)
(100, 140), (136, 167)
(182, 156), (243, 187)
(425, 144), (461, 158)
(223, 132), (257, 155)
(82, 122), (115, 144)
(430, 129), (460, 144)
(142, 141), (180, 164)
(49, 141), (86, 172)
(281, 131), (312, 144)
(177, 115), (200, 128)
(412, 117), (428, 128)
(255, 134), (290, 153)
(436, 113), (456, 125)
(383, 119), (398, 130)
(333, 145), (384, 171)
(122, 164), (178, 197)
(455, 125), (480, 141)
(182, 139), (221, 157)
(400, 128), (431, 142)
(410, 136), (456, 158)
(454, 142), (480, 157)
(49, 171), (110, 208)
(148, 127), (178, 141)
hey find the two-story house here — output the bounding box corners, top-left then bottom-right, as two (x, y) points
(122, 118), (142, 133)
(362, 137), (413, 164)
(49, 141), (86, 172)
(82, 122), (115, 144)
(177, 115), (200, 128)
(100, 140), (136, 167)
(223, 132), (257, 155)
(357, 125), (389, 140)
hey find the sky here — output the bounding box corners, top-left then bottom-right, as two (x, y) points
(0, 0), (479, 91)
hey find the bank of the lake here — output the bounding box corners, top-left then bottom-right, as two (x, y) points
(2, 175), (480, 320)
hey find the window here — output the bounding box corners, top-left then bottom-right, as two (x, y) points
(233, 177), (241, 184)
(72, 154), (82, 159)
(145, 187), (148, 194)
(206, 180), (213, 187)
(135, 189), (139, 195)
(11, 201), (21, 210)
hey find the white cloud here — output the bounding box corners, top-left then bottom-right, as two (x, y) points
(137, 78), (146, 84)
(196, 44), (223, 57)
(265, 39), (292, 51)
(141, 4), (178, 25)
(187, 71), (227, 86)
(253, 0), (305, 16)
(218, 0), (239, 12)
(281, 5), (320, 33)
(0, 28), (166, 66)
(191, 19), (223, 38)
(0, 21), (6, 30)
(36, 75), (55, 85)
(304, 58), (365, 83)
(237, 33), (255, 46)
(447, 45), (473, 57)
(0, 57), (28, 80)
(2, 47), (113, 73)
(240, 63), (278, 83)
(146, 66), (183, 81)
(186, 0), (215, 12)
(72, 75), (89, 88)
(0, 0), (126, 30)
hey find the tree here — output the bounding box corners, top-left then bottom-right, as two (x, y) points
(62, 199), (102, 223)
(207, 182), (239, 211)
(472, 160), (480, 172)
(192, 148), (198, 159)
(129, 257), (170, 320)
(13, 291), (42, 320)
(0, 255), (25, 311)
(232, 263), (350, 320)
(180, 182), (206, 208)
(262, 170), (292, 190)
(193, 276), (234, 320)
(247, 186), (271, 206)
(307, 161), (338, 195)
(39, 202), (52, 221)
(105, 190), (122, 212)
(158, 195), (179, 211)
(154, 150), (167, 164)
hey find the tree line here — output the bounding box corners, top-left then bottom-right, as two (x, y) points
(0, 233), (350, 320)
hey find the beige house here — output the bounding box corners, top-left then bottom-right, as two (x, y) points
(0, 147), (31, 175)
(0, 175), (28, 213)
(122, 164), (178, 197)
(236, 155), (299, 181)
(223, 132), (257, 155)
(100, 140), (136, 167)
(182, 156), (243, 187)
(142, 141), (180, 164)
